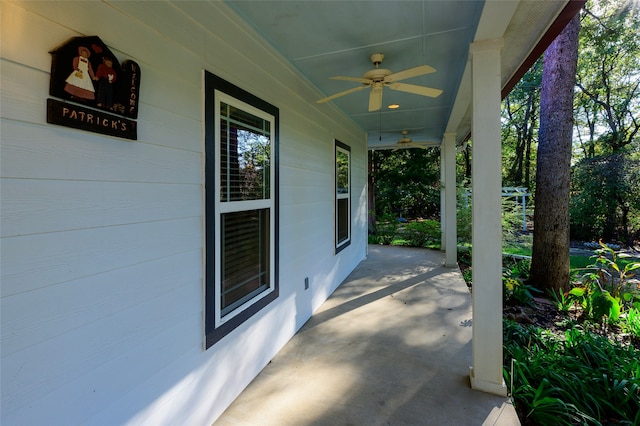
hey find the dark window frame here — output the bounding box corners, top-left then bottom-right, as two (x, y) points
(204, 71), (279, 349)
(335, 140), (351, 254)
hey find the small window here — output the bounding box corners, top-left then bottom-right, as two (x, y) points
(335, 140), (350, 253)
(204, 71), (279, 349)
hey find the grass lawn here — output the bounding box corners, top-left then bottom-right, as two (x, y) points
(503, 246), (638, 271)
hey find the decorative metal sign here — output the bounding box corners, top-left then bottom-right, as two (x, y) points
(47, 36), (140, 140)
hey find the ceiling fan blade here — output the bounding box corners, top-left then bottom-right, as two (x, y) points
(317, 84), (369, 104)
(368, 84), (383, 112)
(386, 65), (436, 82)
(387, 82), (443, 98)
(409, 142), (429, 150)
(330, 76), (372, 84)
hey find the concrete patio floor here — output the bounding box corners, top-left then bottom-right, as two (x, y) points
(214, 245), (520, 426)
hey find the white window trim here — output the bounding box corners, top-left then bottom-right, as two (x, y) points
(213, 90), (276, 327)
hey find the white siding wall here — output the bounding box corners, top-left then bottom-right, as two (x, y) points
(0, 1), (367, 424)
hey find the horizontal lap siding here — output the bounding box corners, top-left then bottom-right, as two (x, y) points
(1, 179), (201, 238)
(0, 1), (366, 425)
(1, 251), (202, 420)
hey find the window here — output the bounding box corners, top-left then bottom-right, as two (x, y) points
(335, 140), (350, 253)
(204, 71), (279, 348)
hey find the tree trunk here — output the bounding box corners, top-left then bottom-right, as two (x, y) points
(530, 14), (580, 295)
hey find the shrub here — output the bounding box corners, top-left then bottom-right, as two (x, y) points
(368, 218), (441, 249)
(400, 220), (441, 247)
(570, 154), (640, 243)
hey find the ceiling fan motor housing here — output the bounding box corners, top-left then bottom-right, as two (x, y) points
(363, 68), (392, 82)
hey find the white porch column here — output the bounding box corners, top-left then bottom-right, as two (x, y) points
(443, 132), (457, 267)
(469, 38), (507, 396)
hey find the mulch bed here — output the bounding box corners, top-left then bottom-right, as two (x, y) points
(504, 297), (640, 349)
(458, 256), (639, 349)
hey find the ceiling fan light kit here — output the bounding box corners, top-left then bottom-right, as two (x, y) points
(317, 53), (443, 112)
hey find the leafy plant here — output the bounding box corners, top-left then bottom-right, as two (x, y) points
(620, 307), (640, 338)
(462, 268), (472, 285)
(567, 241), (640, 323)
(457, 246), (472, 285)
(504, 320), (640, 425)
(550, 289), (574, 313)
(503, 257), (539, 306)
(587, 241), (640, 298)
(503, 256), (531, 281)
(567, 284), (621, 323)
(505, 277), (539, 307)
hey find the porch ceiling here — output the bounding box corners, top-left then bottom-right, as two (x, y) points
(226, 0), (575, 150)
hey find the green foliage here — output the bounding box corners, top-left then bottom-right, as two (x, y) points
(570, 153), (640, 242)
(550, 288), (574, 313)
(569, 0), (640, 243)
(502, 198), (529, 242)
(371, 148), (441, 220)
(501, 59), (541, 189)
(620, 307), (640, 338)
(567, 283), (621, 323)
(456, 186), (532, 248)
(566, 241), (640, 323)
(504, 320), (640, 425)
(499, 10), (640, 421)
(498, 0), (640, 244)
(368, 217), (399, 246)
(575, 0), (640, 155)
(368, 217), (441, 249)
(400, 220), (441, 248)
(532, 245), (640, 425)
(504, 277), (539, 307)
(457, 246), (472, 285)
(503, 257), (539, 307)
(456, 187), (473, 245)
(461, 268), (472, 285)
(585, 242), (640, 298)
(503, 256), (531, 281)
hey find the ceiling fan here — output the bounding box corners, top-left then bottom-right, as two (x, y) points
(316, 53), (443, 112)
(376, 130), (436, 151)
